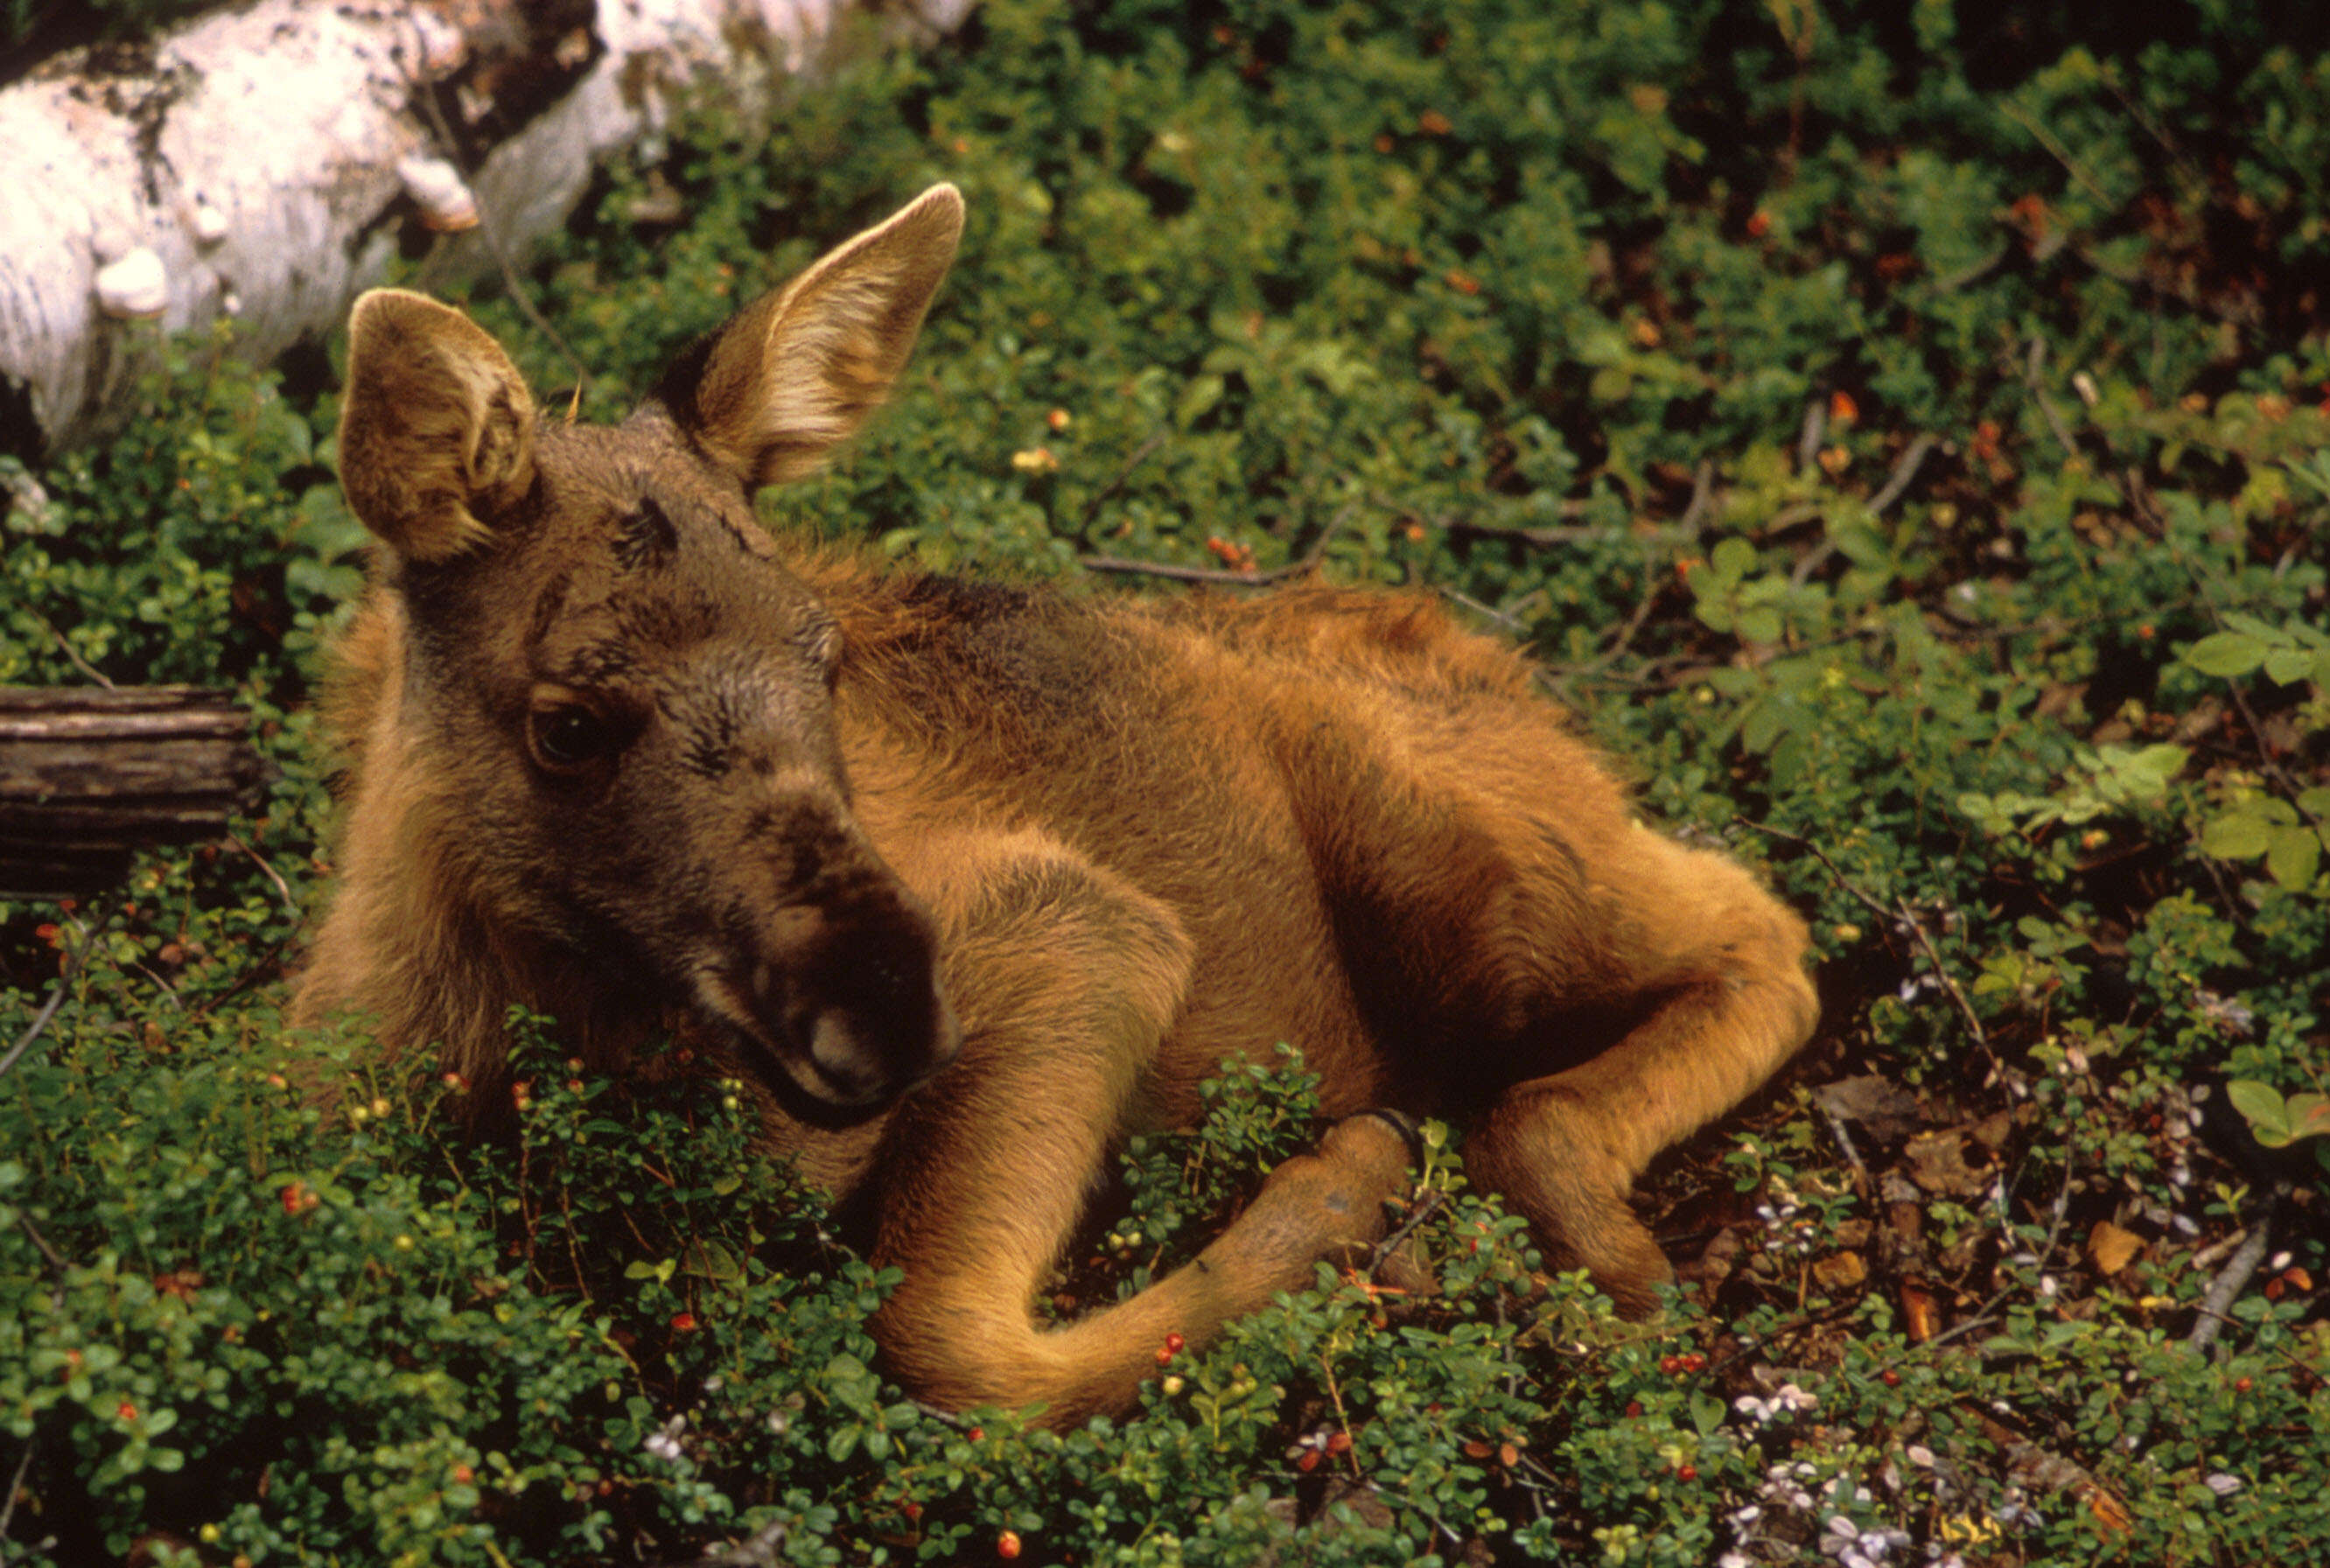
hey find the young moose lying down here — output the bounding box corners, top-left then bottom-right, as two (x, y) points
(298, 184), (1817, 1428)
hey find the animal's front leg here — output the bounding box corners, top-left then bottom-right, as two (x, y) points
(863, 835), (1410, 1426)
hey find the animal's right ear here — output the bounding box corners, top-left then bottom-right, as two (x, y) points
(654, 183), (964, 490)
(336, 289), (538, 562)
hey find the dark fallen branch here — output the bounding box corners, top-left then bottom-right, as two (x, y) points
(0, 686), (269, 896)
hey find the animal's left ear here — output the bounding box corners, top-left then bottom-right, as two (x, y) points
(654, 183), (965, 489)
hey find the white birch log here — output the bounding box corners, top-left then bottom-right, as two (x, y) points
(0, 0), (972, 458)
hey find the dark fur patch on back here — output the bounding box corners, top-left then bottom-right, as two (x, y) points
(900, 573), (1033, 625)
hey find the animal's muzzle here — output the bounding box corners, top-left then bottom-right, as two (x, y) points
(703, 873), (960, 1119)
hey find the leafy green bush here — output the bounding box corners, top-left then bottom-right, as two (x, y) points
(5, 0), (2328, 1562)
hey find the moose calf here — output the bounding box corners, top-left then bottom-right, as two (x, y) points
(298, 184), (1817, 1427)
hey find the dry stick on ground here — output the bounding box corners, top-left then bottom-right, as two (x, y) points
(1796, 396), (1828, 473)
(0, 912), (88, 1082)
(2189, 1190), (2279, 1354)
(1076, 429), (1168, 533)
(1788, 433), (1941, 590)
(1368, 1188), (1449, 1275)
(28, 609), (115, 690)
(1733, 817), (1999, 1076)
(1437, 584), (1529, 633)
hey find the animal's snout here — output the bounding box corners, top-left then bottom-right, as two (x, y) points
(703, 862), (959, 1119)
(784, 899), (960, 1106)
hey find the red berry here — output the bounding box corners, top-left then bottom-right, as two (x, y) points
(902, 1502), (922, 1522)
(1881, 1370), (1900, 1388)
(669, 1312), (697, 1333)
(1165, 1332), (1185, 1353)
(1326, 1431), (1352, 1455)
(1659, 1355), (1679, 1375)
(1676, 1464), (1697, 1481)
(968, 1426), (984, 1442)
(1296, 1449), (1320, 1472)
(117, 1401), (138, 1421)
(2235, 1376), (2252, 1393)
(451, 1464), (473, 1484)
(997, 1530), (1022, 1559)
(1624, 1401), (1643, 1418)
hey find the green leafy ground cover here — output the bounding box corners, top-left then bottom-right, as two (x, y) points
(3, 0), (2327, 1562)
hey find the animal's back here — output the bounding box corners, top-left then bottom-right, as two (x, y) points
(820, 570), (1641, 1120)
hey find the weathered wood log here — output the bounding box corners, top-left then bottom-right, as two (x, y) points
(0, 0), (974, 460)
(0, 685), (269, 896)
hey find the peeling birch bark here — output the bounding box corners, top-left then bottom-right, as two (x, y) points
(0, 0), (973, 458)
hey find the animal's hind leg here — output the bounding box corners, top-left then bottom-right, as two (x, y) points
(865, 830), (1412, 1427)
(1463, 830), (1818, 1315)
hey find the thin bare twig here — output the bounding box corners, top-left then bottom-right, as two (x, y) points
(1923, 1158), (2075, 1351)
(1866, 433), (1941, 518)
(1677, 458), (1718, 535)
(1081, 556), (1305, 586)
(226, 832), (301, 924)
(1789, 434), (1942, 589)
(2023, 338), (2082, 463)
(1733, 818), (1996, 1069)
(0, 1194), (74, 1560)
(1930, 243), (2008, 297)
(1368, 1188), (1449, 1273)
(1076, 430), (1167, 531)
(1796, 396), (1828, 473)
(1437, 585), (1527, 632)
(0, 920), (87, 1083)
(0, 1430), (36, 1563)
(27, 609), (115, 689)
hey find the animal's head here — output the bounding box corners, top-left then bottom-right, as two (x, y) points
(332, 185), (966, 1121)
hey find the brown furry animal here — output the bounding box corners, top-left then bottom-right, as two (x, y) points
(299, 184), (1817, 1427)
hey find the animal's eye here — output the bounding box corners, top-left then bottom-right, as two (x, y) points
(530, 704), (615, 771)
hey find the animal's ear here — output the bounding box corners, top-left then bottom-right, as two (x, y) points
(336, 289), (537, 562)
(656, 182), (964, 489)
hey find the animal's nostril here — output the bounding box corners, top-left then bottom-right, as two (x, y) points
(809, 1012), (864, 1079)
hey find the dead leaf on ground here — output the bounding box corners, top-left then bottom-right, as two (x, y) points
(1903, 1130), (1991, 1197)
(1901, 1281), (1942, 1342)
(2087, 1220), (2144, 1275)
(1813, 1250), (1868, 1292)
(1813, 1075), (1927, 1142)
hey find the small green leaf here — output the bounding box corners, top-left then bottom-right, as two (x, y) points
(2264, 825), (2322, 890)
(2227, 1079), (2291, 1144)
(1711, 537), (1758, 578)
(2284, 1094), (2330, 1144)
(2201, 814), (2271, 860)
(2185, 632), (2267, 677)
(2263, 648), (2315, 685)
